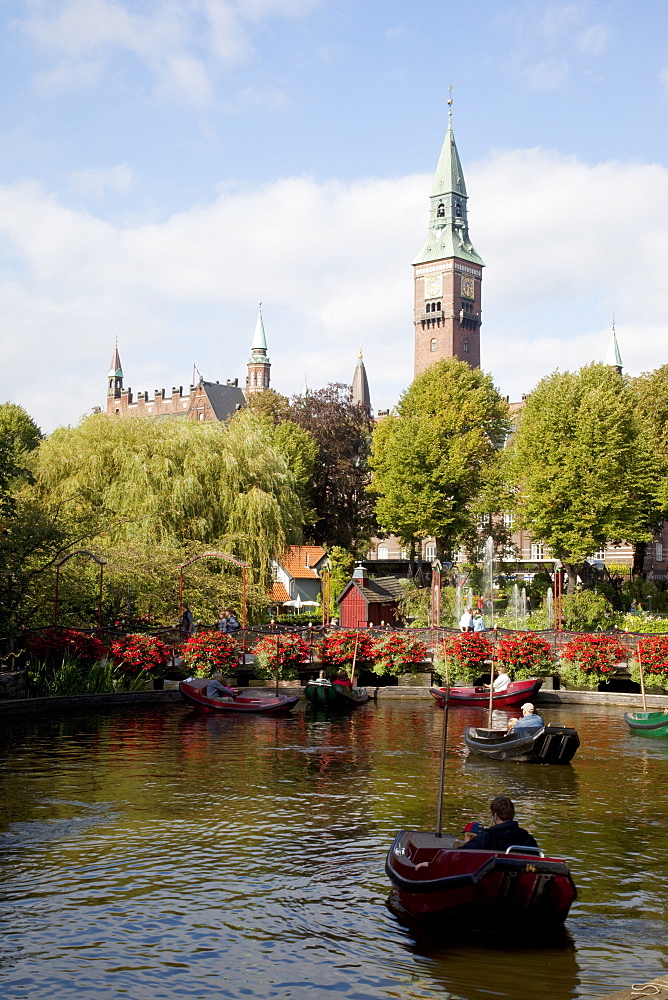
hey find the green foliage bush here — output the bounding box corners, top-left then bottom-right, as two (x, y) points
(561, 590), (617, 631)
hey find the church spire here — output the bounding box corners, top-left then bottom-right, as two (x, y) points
(413, 99), (483, 268)
(352, 347), (371, 414)
(107, 342), (123, 399)
(246, 303), (271, 395)
(604, 318), (623, 374)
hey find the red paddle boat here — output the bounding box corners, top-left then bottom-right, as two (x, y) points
(429, 677), (542, 709)
(179, 679), (299, 714)
(386, 830), (576, 928)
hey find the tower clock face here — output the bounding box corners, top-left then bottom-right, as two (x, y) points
(425, 275), (442, 299)
(461, 276), (475, 299)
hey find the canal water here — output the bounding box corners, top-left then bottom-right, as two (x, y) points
(0, 700), (667, 1000)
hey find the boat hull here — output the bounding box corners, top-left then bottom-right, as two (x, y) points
(179, 680), (299, 714)
(304, 682), (369, 709)
(624, 711), (668, 737)
(430, 678), (542, 708)
(386, 829), (576, 929)
(464, 724), (580, 763)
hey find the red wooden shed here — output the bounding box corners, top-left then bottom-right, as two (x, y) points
(336, 565), (404, 628)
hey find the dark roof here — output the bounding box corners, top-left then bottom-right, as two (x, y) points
(337, 575), (404, 606)
(202, 382), (247, 421)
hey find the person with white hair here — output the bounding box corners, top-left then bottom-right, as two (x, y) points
(507, 702), (544, 732)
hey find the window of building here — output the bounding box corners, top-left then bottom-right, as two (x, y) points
(503, 512), (514, 529)
(425, 543), (436, 561)
(531, 542), (544, 560)
(436, 302), (441, 311)
(656, 541), (664, 562)
(400, 547), (409, 559)
(377, 545), (389, 560)
(463, 339), (469, 353)
(591, 549), (606, 561)
(430, 338), (437, 352)
(454, 549), (464, 563)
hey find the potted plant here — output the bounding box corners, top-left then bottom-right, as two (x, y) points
(434, 632), (493, 685)
(559, 633), (628, 689)
(370, 631), (428, 681)
(182, 631), (241, 679)
(630, 636), (668, 691)
(110, 633), (172, 688)
(495, 632), (554, 680)
(253, 633), (310, 683)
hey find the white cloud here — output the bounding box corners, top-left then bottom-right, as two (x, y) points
(17, 0), (320, 105)
(499, 2), (611, 90)
(2, 149), (668, 432)
(69, 162), (134, 199)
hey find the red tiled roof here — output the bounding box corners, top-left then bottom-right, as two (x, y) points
(268, 582), (290, 602)
(277, 545), (327, 579)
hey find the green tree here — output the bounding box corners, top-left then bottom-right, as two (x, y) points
(370, 358), (510, 561)
(287, 384), (376, 554)
(509, 363), (659, 593)
(3, 409), (310, 630)
(327, 545), (355, 616)
(629, 365), (668, 574)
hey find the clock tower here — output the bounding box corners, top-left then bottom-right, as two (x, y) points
(413, 102), (484, 377)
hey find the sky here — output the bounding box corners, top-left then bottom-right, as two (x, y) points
(1, 0), (668, 432)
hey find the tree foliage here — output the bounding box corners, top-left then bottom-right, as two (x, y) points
(508, 364), (659, 592)
(370, 359), (510, 560)
(2, 409), (311, 631)
(286, 383), (375, 554)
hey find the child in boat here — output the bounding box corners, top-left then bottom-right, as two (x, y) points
(206, 672), (239, 701)
(334, 671), (353, 688)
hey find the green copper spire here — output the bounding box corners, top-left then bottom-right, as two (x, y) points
(248, 303), (270, 363)
(413, 101), (484, 268)
(604, 318), (623, 372)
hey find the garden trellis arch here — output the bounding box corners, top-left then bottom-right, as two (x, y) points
(178, 551), (251, 629)
(53, 550), (107, 631)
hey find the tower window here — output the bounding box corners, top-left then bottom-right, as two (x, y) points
(437, 203), (445, 218)
(463, 339), (469, 354)
(456, 202), (462, 217)
(430, 338), (437, 352)
(436, 302), (441, 311)
(426, 302), (431, 313)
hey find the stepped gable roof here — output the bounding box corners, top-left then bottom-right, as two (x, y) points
(277, 545), (327, 579)
(202, 381), (246, 420)
(268, 581), (290, 602)
(338, 575), (404, 605)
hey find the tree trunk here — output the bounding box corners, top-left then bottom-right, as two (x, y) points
(632, 541), (647, 578)
(563, 563), (580, 595)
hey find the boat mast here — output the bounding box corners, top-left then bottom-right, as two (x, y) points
(435, 652), (450, 837)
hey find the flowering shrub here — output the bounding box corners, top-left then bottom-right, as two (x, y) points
(28, 628), (106, 665)
(110, 634), (171, 675)
(370, 632), (428, 676)
(630, 636), (668, 690)
(560, 633), (628, 688)
(435, 632), (492, 685)
(496, 632), (554, 680)
(253, 633), (310, 679)
(183, 631), (240, 676)
(319, 630), (373, 668)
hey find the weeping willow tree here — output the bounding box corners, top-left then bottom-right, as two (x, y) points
(20, 409), (310, 627)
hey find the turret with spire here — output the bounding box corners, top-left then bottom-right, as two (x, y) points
(413, 94), (484, 377)
(604, 318), (623, 375)
(107, 342), (123, 400)
(351, 347), (371, 414)
(245, 304), (271, 395)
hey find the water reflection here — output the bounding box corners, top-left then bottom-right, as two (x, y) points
(0, 701), (667, 999)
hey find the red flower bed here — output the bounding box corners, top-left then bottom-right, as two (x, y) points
(370, 632), (428, 676)
(254, 633), (310, 672)
(496, 632), (553, 678)
(183, 631), (240, 673)
(320, 630), (373, 668)
(110, 634), (171, 674)
(634, 636), (668, 678)
(442, 632), (492, 671)
(561, 633), (628, 679)
(29, 628), (106, 665)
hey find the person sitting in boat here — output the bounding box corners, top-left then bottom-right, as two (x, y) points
(206, 672), (239, 701)
(462, 820), (485, 843)
(459, 796), (538, 852)
(508, 702), (544, 732)
(485, 666), (510, 693)
(334, 671), (353, 688)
